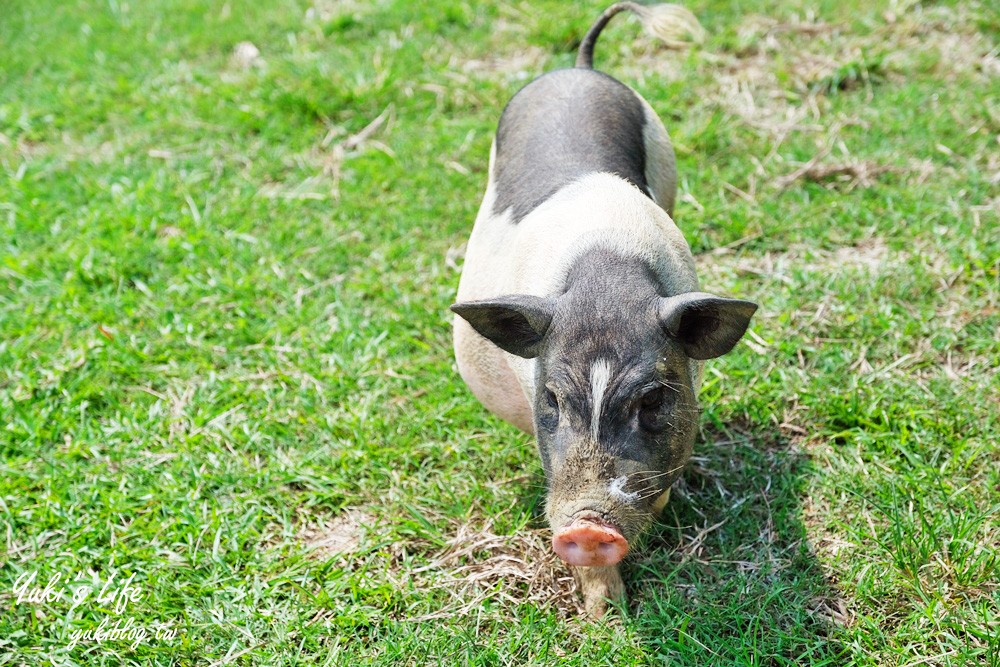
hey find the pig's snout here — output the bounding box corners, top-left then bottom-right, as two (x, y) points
(552, 514), (629, 567)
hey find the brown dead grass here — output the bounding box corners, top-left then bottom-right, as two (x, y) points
(0, 134), (120, 168)
(281, 503), (585, 621)
(774, 155), (899, 190)
(260, 505), (377, 561)
(457, 45), (548, 78)
(702, 236), (997, 402)
(408, 517), (584, 621)
(301, 507), (377, 559)
(694, 2), (995, 168)
(700, 237), (901, 286)
(881, 5), (1000, 80)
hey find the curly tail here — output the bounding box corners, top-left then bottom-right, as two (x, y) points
(576, 2), (706, 69)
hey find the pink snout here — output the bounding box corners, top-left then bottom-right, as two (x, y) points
(552, 517), (629, 567)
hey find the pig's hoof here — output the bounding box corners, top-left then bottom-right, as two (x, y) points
(553, 518), (629, 566)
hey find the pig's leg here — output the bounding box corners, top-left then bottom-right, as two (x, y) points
(572, 564), (624, 618)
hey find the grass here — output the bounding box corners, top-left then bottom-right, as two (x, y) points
(1, 0), (997, 664)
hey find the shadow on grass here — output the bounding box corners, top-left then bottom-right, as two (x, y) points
(623, 420), (848, 665)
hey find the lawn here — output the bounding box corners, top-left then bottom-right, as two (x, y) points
(1, 0), (997, 664)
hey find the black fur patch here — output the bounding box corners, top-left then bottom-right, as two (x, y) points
(491, 69), (650, 223)
(534, 248), (697, 472)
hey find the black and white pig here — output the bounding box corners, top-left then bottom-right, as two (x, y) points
(451, 2), (758, 616)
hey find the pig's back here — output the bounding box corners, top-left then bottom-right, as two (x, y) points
(490, 68), (653, 224)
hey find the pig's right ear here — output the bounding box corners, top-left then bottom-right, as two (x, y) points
(451, 295), (555, 359)
(658, 292), (758, 360)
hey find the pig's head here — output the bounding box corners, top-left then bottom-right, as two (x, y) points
(452, 249), (756, 567)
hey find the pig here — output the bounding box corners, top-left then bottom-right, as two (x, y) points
(450, 2), (758, 617)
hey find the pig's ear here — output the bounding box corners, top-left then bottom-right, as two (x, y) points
(658, 292), (758, 360)
(451, 295), (555, 359)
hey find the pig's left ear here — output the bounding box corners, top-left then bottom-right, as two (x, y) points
(451, 295), (555, 359)
(658, 292), (758, 360)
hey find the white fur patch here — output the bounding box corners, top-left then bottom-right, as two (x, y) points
(590, 359), (611, 441)
(608, 475), (640, 503)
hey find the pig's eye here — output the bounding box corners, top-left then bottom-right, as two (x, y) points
(638, 387), (668, 431)
(641, 387), (665, 409)
(537, 388), (560, 432)
(545, 389), (559, 411)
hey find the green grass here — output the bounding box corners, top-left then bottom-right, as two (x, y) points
(1, 0), (997, 664)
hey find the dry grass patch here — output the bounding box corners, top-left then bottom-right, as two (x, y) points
(265, 504), (378, 561)
(880, 3), (1000, 80)
(280, 502), (585, 621)
(678, 1), (997, 168)
(457, 45), (548, 79)
(302, 507), (378, 559)
(0, 133), (120, 168)
(409, 516), (584, 620)
(700, 238), (904, 286)
(773, 151), (899, 190)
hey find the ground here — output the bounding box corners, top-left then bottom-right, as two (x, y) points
(1, 0), (997, 665)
